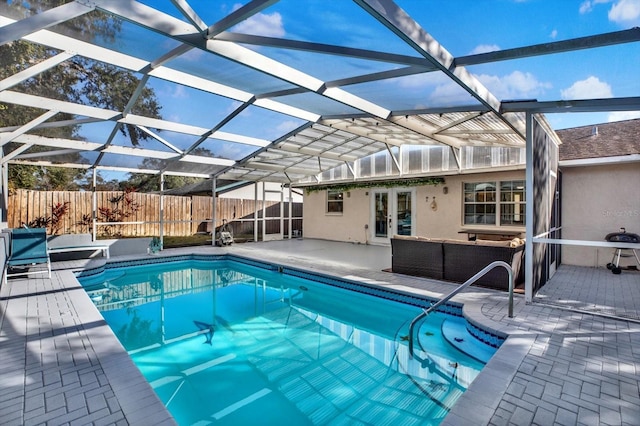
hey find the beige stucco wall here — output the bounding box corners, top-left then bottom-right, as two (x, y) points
(302, 170), (526, 244)
(561, 162), (640, 268)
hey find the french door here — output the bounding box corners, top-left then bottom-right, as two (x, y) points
(370, 189), (416, 244)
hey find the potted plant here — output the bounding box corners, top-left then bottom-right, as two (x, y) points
(148, 237), (162, 254)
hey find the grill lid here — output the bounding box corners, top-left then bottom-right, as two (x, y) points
(605, 230), (640, 243)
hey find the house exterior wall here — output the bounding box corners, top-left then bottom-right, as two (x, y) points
(302, 170), (526, 244)
(561, 162), (640, 268)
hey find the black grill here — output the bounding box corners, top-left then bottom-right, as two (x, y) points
(605, 231), (640, 244)
(605, 228), (640, 274)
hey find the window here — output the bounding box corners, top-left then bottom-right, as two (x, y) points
(500, 180), (526, 225)
(463, 180), (525, 226)
(464, 182), (496, 225)
(326, 189), (343, 213)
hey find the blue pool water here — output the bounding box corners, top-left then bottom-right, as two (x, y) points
(78, 256), (501, 425)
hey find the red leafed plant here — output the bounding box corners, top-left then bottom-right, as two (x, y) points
(77, 188), (141, 237)
(28, 201), (70, 235)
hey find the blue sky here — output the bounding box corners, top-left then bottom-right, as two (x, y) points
(89, 0), (640, 180)
(141, 0), (639, 130)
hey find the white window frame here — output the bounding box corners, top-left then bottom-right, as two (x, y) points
(463, 180), (526, 227)
(326, 189), (344, 214)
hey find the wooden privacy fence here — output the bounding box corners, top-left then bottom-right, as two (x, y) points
(7, 189), (301, 237)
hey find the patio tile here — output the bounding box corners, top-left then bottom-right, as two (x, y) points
(1, 240), (639, 426)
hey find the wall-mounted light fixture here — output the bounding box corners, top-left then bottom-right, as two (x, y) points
(443, 186), (448, 195)
(425, 196), (429, 202)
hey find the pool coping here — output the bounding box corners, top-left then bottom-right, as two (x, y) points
(72, 251), (527, 425)
(59, 268), (178, 425)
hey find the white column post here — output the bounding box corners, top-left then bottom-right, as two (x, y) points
(262, 182), (266, 242)
(253, 182), (258, 242)
(288, 185), (293, 239)
(525, 112), (534, 303)
(159, 173), (165, 249)
(92, 168), (97, 241)
(211, 176), (217, 246)
(280, 184), (284, 240)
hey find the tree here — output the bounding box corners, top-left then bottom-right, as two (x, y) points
(124, 172), (205, 192)
(124, 149), (214, 192)
(0, 2), (162, 189)
(8, 164), (85, 191)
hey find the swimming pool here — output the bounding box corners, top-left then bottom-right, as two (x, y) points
(78, 255), (502, 425)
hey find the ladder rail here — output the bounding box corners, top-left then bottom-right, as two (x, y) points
(408, 260), (514, 358)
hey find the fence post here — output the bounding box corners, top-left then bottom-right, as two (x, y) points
(92, 169), (97, 241)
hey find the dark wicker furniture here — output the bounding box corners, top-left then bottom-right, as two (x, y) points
(391, 235), (525, 290)
(390, 236), (444, 279)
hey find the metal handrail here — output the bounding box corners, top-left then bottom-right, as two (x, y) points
(408, 260), (514, 358)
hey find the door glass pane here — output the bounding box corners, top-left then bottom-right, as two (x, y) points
(396, 191), (412, 236)
(375, 193), (388, 237)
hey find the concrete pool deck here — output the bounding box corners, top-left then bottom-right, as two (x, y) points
(1, 238), (639, 425)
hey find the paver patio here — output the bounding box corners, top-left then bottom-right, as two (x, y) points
(1, 239), (638, 425)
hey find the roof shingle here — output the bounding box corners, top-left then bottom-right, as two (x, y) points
(556, 118), (640, 161)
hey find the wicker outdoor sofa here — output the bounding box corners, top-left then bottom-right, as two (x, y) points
(391, 235), (525, 290)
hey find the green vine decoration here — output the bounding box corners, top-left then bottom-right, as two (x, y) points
(303, 176), (445, 194)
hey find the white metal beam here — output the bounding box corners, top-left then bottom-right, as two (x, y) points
(137, 126), (183, 154)
(215, 32), (438, 68)
(275, 142), (359, 162)
(180, 155), (235, 167)
(0, 91), (121, 121)
(0, 117), (103, 133)
(244, 161), (313, 176)
(96, 1), (392, 119)
(0, 110), (58, 147)
(455, 28), (640, 67)
(170, 0), (208, 32)
(212, 131), (270, 148)
(0, 52), (75, 91)
(0, 16), (149, 72)
(355, 0), (525, 136)
(0, 14), (320, 124)
(206, 0), (278, 38)
(102, 145), (178, 160)
(0, 1), (94, 45)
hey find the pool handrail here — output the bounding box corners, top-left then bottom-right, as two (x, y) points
(408, 260), (514, 358)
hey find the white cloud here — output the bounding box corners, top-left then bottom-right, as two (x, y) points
(475, 71), (552, 100)
(550, 29), (558, 39)
(426, 80), (474, 105)
(394, 72), (451, 89)
(232, 11), (285, 37)
(276, 120), (301, 134)
(579, 1), (592, 13)
(469, 44), (501, 55)
(578, 0), (640, 25)
(609, 0), (640, 24)
(560, 76), (613, 100)
(172, 85), (188, 99)
(607, 110), (640, 122)
(579, 0), (613, 14)
(180, 48), (205, 62)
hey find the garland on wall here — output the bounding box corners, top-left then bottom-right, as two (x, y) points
(303, 176), (445, 194)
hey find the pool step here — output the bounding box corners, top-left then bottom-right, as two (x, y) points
(440, 318), (496, 363)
